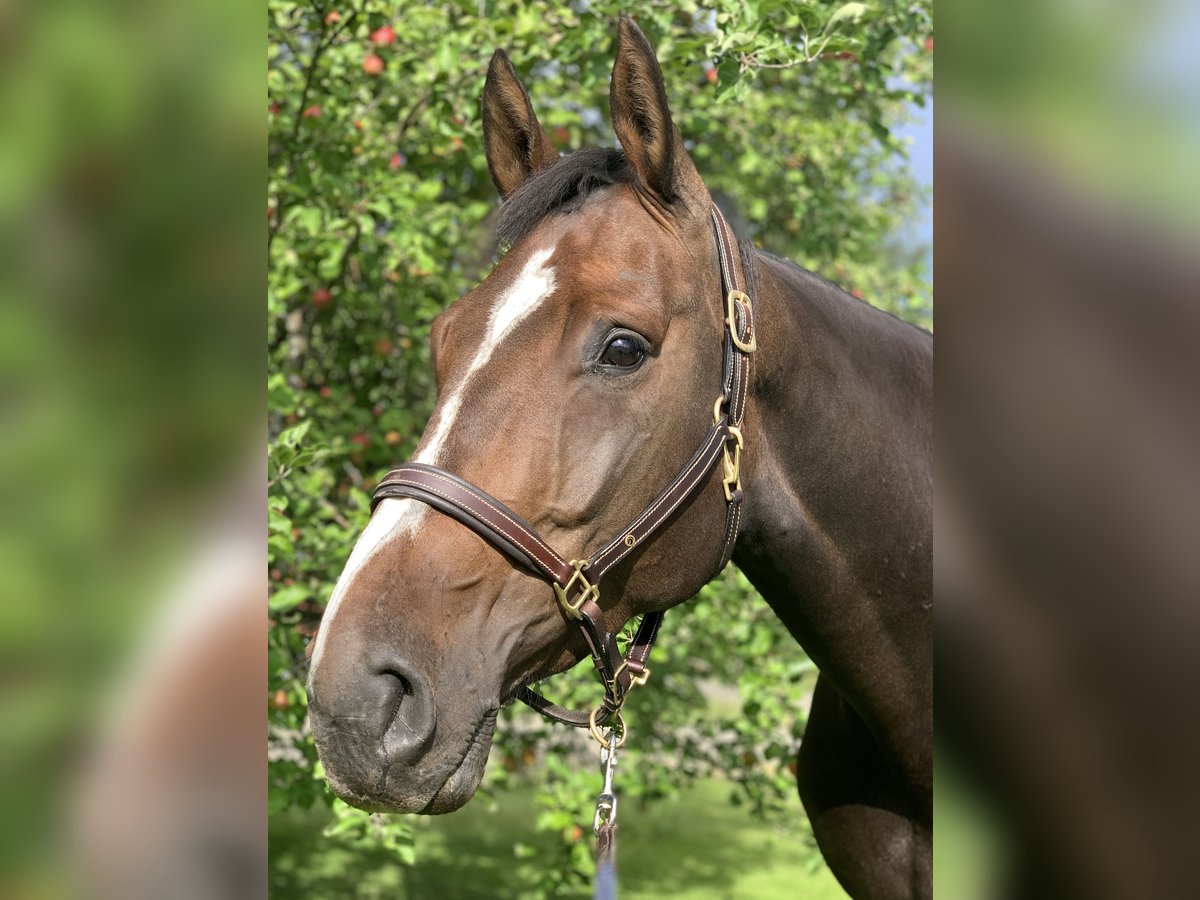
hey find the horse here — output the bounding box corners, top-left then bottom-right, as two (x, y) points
(306, 16), (932, 900)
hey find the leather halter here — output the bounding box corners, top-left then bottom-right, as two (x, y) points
(370, 205), (755, 738)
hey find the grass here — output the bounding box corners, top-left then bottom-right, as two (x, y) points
(270, 779), (848, 899)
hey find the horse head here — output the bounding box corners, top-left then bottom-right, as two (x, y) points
(307, 18), (742, 814)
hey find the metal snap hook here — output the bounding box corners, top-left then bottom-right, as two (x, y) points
(593, 741), (620, 833)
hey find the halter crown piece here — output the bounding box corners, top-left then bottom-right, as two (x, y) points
(369, 205), (755, 857)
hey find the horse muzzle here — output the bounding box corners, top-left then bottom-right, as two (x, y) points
(307, 644), (502, 814)
(306, 651), (439, 810)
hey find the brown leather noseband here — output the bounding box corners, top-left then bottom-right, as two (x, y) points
(370, 205), (755, 739)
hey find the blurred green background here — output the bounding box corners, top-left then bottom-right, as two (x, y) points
(268, 1), (929, 897)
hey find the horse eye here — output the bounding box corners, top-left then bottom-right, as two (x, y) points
(600, 335), (644, 368)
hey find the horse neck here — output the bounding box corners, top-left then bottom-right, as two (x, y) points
(733, 251), (933, 714)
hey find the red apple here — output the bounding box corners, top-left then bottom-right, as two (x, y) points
(389, 152), (405, 170)
(324, 11), (341, 26)
(351, 433), (370, 449)
(370, 25), (395, 46)
(362, 53), (384, 76)
(705, 67), (718, 85)
(302, 104), (321, 118)
(311, 287), (333, 308)
(924, 37), (933, 52)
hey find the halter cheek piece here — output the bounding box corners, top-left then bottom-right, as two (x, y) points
(369, 205), (755, 740)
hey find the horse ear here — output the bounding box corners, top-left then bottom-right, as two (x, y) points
(482, 50), (559, 198)
(609, 15), (707, 213)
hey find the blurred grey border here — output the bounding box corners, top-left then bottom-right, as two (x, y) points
(0, 1), (263, 897)
(936, 0), (1200, 897)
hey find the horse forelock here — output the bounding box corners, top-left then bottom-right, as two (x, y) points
(496, 148), (633, 250)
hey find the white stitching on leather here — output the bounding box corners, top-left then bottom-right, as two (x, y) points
(389, 468), (564, 562)
(625, 427), (726, 533)
(382, 475), (567, 580)
(590, 425), (726, 574)
(720, 499), (741, 566)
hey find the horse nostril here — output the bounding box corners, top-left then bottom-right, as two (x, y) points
(384, 672), (412, 696)
(379, 669), (414, 724)
(375, 664), (435, 759)
(382, 669), (414, 697)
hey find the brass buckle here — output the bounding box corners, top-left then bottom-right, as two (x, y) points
(553, 559), (598, 620)
(726, 290), (756, 353)
(612, 660), (652, 690)
(722, 426), (744, 502)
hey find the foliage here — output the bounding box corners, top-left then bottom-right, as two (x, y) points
(271, 780), (847, 898)
(268, 0), (931, 894)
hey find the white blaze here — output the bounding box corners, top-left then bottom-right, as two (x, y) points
(309, 246), (557, 673)
(415, 246), (556, 465)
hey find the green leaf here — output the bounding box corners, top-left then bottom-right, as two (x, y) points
(288, 205), (322, 236)
(323, 816), (358, 838)
(392, 832), (416, 865)
(274, 419), (311, 450)
(268, 374), (297, 412)
(268, 584), (309, 612)
(715, 56), (741, 98)
(825, 2), (869, 32)
(267, 532), (293, 562)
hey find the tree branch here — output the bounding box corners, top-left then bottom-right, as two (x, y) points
(270, 3), (364, 255)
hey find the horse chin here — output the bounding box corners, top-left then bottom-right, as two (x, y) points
(357, 678), (551, 816)
(419, 709), (498, 814)
(321, 708), (498, 815)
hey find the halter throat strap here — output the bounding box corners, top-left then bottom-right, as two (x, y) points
(369, 204), (755, 731)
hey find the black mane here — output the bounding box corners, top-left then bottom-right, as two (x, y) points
(495, 147), (632, 249)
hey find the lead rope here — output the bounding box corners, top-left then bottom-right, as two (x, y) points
(592, 727), (622, 900)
